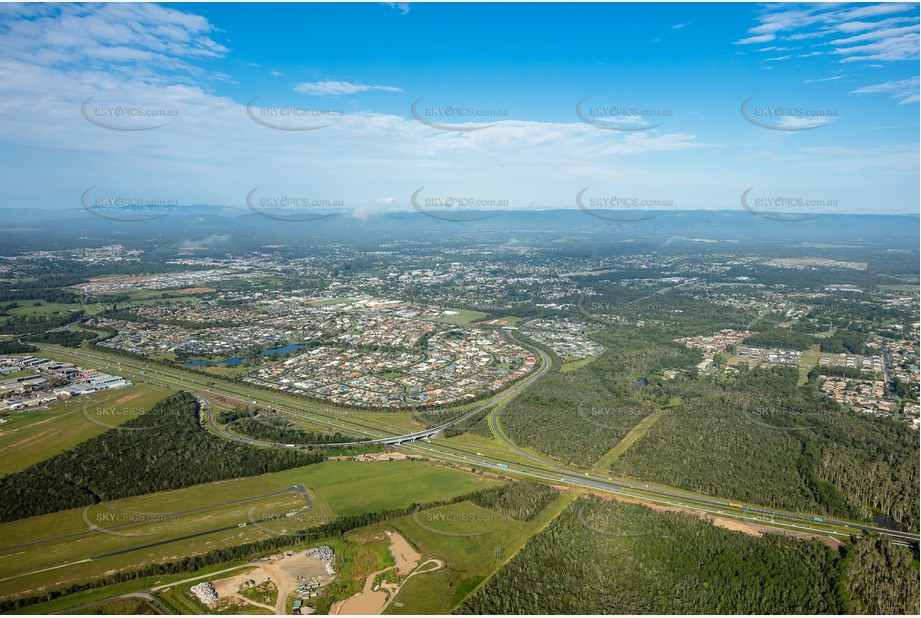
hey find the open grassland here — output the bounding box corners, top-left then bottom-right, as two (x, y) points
(385, 492), (575, 614)
(559, 357), (595, 373)
(798, 345), (821, 386)
(0, 459), (496, 601)
(3, 302), (91, 319)
(0, 382), (173, 475)
(156, 583), (271, 615)
(439, 432), (545, 469)
(437, 309), (489, 324)
(267, 410), (425, 435)
(193, 364), (253, 378)
(71, 596), (159, 614)
(306, 297), (351, 306)
(16, 563), (256, 614)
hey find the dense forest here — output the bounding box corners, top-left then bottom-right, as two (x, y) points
(609, 367), (920, 530)
(499, 320), (919, 531)
(743, 328), (869, 354)
(0, 392), (323, 522)
(27, 330), (99, 347)
(0, 340), (36, 354)
(500, 323), (698, 467)
(0, 310), (85, 335)
(469, 480), (558, 521)
(456, 497), (920, 614)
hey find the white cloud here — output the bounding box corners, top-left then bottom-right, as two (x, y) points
(737, 34), (776, 44)
(851, 76), (920, 104)
(294, 81), (403, 96)
(835, 33), (920, 62)
(384, 3), (410, 15)
(803, 75), (843, 83)
(0, 2), (914, 214)
(737, 3), (919, 64)
(0, 3), (715, 211)
(0, 3), (228, 80)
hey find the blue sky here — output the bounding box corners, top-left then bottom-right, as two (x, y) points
(0, 2), (918, 217)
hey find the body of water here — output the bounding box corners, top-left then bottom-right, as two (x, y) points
(184, 343), (306, 367)
(185, 358), (243, 367)
(873, 512), (908, 532)
(263, 343), (307, 356)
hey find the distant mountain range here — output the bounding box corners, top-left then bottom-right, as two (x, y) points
(1, 206), (917, 248)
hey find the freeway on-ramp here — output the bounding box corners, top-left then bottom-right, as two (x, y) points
(33, 342), (920, 544)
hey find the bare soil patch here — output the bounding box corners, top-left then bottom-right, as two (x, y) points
(581, 491), (846, 547)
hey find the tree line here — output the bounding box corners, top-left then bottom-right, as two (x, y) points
(0, 392), (324, 522)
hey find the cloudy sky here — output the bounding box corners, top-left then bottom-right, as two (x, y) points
(0, 2), (917, 216)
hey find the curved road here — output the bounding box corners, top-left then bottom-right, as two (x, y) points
(35, 342), (919, 544)
(203, 339), (552, 448)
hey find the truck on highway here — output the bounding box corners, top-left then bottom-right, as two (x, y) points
(812, 517), (823, 522)
(496, 463), (509, 469)
(728, 503), (743, 508)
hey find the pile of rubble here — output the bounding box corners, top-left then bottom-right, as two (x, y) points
(305, 545), (334, 561)
(190, 581), (218, 605)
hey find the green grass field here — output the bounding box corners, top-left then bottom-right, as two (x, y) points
(0, 459), (498, 601)
(475, 316), (524, 327)
(0, 369), (33, 380)
(560, 357), (595, 373)
(17, 563), (256, 614)
(4, 302), (90, 318)
(0, 382), (174, 476)
(72, 596), (159, 614)
(798, 345), (821, 386)
(386, 492), (575, 614)
(302, 530), (395, 614)
(437, 309), (489, 324)
(440, 432), (544, 469)
(305, 297), (351, 306)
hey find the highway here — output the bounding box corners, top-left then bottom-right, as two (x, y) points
(35, 343), (920, 544)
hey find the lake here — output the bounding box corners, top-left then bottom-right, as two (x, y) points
(184, 343), (306, 367)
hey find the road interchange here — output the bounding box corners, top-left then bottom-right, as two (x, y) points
(34, 342), (920, 544)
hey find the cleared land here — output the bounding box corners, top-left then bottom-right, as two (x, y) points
(592, 410), (665, 473)
(0, 459), (498, 601)
(385, 492), (575, 614)
(0, 383), (173, 475)
(437, 309), (488, 324)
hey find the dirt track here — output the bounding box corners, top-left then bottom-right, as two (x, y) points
(331, 531), (423, 616)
